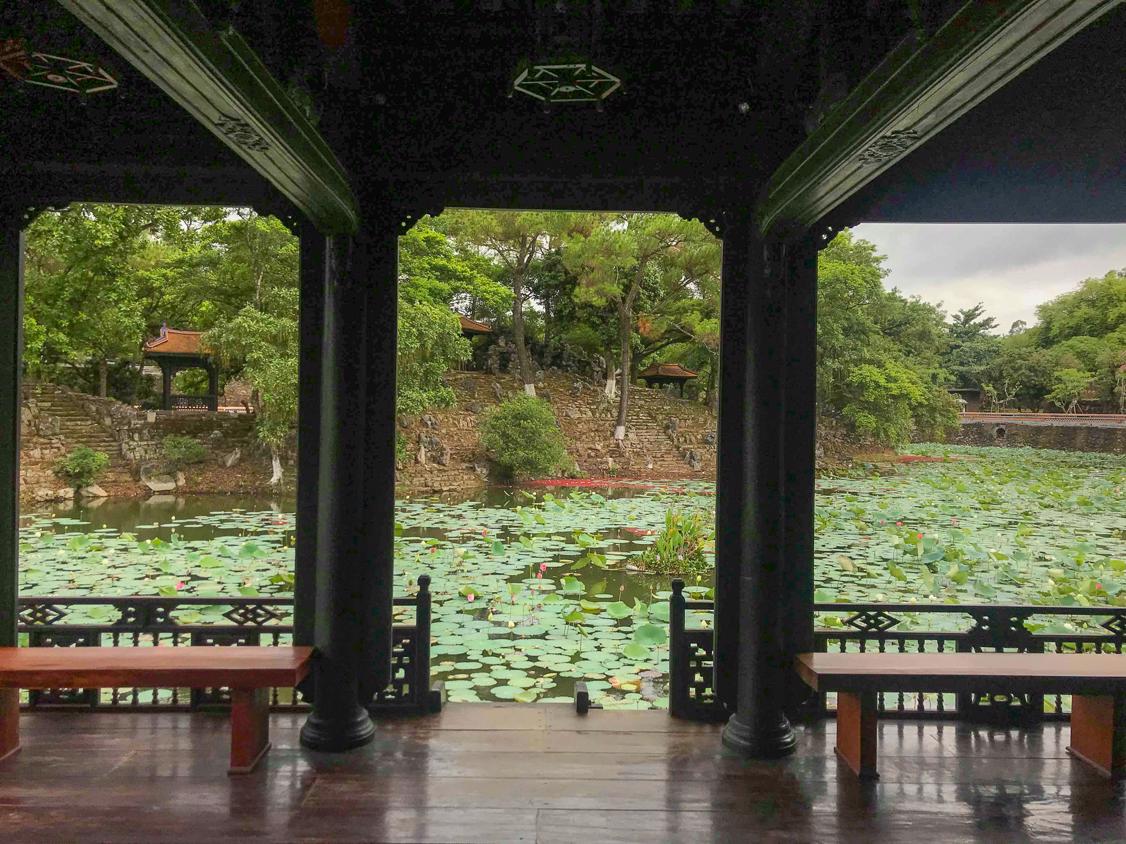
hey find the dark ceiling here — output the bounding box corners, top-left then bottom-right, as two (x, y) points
(0, 3), (278, 207)
(840, 6), (1126, 225)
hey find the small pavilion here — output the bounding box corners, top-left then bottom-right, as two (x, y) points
(458, 314), (493, 339)
(638, 362), (698, 398)
(141, 326), (219, 412)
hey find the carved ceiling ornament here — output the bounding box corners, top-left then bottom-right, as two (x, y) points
(215, 113), (271, 152)
(3, 45), (119, 95)
(857, 128), (921, 165)
(512, 62), (621, 104)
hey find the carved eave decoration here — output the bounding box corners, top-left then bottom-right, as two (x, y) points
(757, 0), (1123, 238)
(58, 0), (359, 235)
(512, 62), (621, 105)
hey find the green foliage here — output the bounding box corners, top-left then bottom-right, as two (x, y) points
(207, 288), (299, 459)
(1046, 368), (1093, 413)
(633, 510), (714, 577)
(161, 436), (207, 469)
(54, 446), (110, 490)
(943, 303), (1001, 389)
(481, 395), (569, 479)
(987, 270), (1126, 409)
(397, 300), (470, 414)
(817, 231), (958, 444)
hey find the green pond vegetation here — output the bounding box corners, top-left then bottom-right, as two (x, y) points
(17, 445), (1125, 709)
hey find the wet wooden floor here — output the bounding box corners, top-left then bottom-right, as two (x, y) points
(1, 705), (1124, 842)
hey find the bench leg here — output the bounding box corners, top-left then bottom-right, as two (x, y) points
(229, 688), (270, 775)
(0, 688), (19, 763)
(1068, 694), (1126, 778)
(836, 690), (878, 779)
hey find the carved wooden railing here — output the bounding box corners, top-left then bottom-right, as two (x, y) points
(670, 583), (1126, 723)
(16, 576), (434, 714)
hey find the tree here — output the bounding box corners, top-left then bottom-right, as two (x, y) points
(24, 204), (189, 396)
(816, 231), (958, 443)
(398, 217), (510, 314)
(985, 270), (1126, 409)
(563, 213), (716, 440)
(1046, 368), (1093, 414)
(443, 210), (558, 396)
(943, 303), (1000, 389)
(206, 288), (299, 484)
(397, 301), (470, 414)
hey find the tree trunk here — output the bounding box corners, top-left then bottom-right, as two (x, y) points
(269, 446), (284, 485)
(615, 304), (631, 441)
(97, 359), (108, 398)
(511, 276), (535, 396)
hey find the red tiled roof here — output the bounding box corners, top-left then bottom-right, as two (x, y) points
(459, 315), (493, 335)
(638, 363), (698, 380)
(143, 328), (208, 356)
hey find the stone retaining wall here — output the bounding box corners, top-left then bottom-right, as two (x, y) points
(951, 420), (1126, 454)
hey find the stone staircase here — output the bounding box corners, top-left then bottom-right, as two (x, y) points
(22, 383), (135, 490)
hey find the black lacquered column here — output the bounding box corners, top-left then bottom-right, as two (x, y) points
(0, 210), (24, 648)
(782, 235), (818, 708)
(358, 218), (398, 703)
(720, 221), (796, 758)
(300, 234), (376, 751)
(294, 224), (326, 665)
(712, 212), (748, 712)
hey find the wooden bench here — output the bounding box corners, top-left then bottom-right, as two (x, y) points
(796, 652), (1126, 779)
(0, 646), (312, 774)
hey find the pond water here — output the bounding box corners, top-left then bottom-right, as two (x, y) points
(17, 444), (1126, 709)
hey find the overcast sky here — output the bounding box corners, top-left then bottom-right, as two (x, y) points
(851, 224), (1126, 334)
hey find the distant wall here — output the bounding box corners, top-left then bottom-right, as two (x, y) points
(951, 420), (1126, 454)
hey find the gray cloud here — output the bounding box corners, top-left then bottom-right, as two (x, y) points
(851, 224), (1126, 332)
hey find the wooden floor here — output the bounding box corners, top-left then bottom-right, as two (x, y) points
(1, 706), (1125, 842)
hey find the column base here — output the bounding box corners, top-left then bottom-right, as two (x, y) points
(722, 710), (797, 758)
(299, 704), (376, 752)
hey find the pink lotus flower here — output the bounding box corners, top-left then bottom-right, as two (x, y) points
(896, 521), (903, 527)
(466, 593), (475, 602)
(175, 581), (186, 591)
(539, 563), (548, 572)
(917, 533), (924, 539)
(536, 572), (543, 579)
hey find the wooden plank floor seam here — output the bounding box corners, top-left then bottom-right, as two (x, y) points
(0, 706), (1124, 842)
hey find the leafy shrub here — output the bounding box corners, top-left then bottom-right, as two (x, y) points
(162, 435), (207, 469)
(633, 510), (714, 577)
(54, 446), (110, 490)
(480, 395), (568, 480)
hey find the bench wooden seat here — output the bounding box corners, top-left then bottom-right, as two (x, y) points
(0, 646), (313, 774)
(796, 652), (1126, 779)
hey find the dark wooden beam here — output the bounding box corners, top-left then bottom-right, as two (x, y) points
(58, 0), (359, 234)
(757, 0), (1123, 236)
(0, 209), (26, 647)
(0, 165), (286, 213)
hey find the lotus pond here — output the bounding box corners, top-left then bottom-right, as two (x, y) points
(17, 444), (1126, 709)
